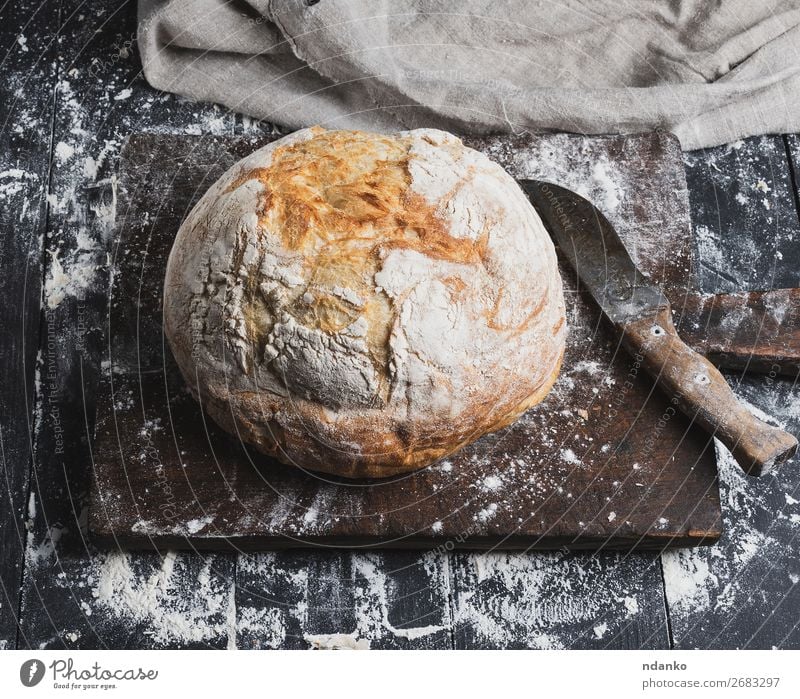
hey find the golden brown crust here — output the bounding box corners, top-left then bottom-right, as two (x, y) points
(163, 127), (567, 478)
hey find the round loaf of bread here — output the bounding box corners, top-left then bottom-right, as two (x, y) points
(163, 127), (566, 478)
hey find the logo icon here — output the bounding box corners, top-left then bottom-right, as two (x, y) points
(20, 659), (45, 687)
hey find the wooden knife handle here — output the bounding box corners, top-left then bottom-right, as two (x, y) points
(622, 306), (798, 476)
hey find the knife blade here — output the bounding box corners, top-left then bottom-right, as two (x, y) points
(520, 179), (797, 476)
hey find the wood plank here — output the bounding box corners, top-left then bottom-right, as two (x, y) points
(677, 289), (800, 375)
(236, 551), (452, 649)
(90, 130), (722, 552)
(683, 135), (800, 292)
(662, 135), (800, 649)
(663, 383), (800, 649)
(20, 550), (237, 649)
(452, 551), (670, 649)
(17, 0), (237, 650)
(0, 0), (61, 650)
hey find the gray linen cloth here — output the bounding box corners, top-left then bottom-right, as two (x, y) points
(138, 0), (800, 149)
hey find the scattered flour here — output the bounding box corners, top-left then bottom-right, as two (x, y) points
(662, 431), (799, 640)
(482, 475), (503, 491)
(454, 551), (650, 648)
(44, 247), (99, 308)
(304, 633), (370, 650)
(661, 548), (718, 616)
(350, 555), (450, 642)
(185, 515), (214, 534)
(88, 552), (236, 647)
(0, 168), (39, 200)
(477, 503), (499, 522)
(753, 179), (771, 193)
(232, 552), (450, 649)
(589, 161), (622, 212)
(54, 141), (75, 161)
(623, 596), (640, 616)
(572, 360), (603, 375)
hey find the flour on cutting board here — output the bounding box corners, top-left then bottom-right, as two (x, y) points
(478, 133), (687, 275)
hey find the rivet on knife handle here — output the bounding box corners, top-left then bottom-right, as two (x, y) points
(622, 305), (798, 476)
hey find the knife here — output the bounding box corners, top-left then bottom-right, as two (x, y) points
(520, 179), (797, 477)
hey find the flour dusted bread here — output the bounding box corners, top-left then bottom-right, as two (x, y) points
(163, 127), (566, 478)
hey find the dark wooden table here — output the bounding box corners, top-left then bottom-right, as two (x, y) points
(1, 1), (799, 650)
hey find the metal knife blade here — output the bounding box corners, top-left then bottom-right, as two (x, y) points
(519, 179), (668, 326)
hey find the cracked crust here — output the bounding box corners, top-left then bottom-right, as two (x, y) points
(163, 127), (567, 478)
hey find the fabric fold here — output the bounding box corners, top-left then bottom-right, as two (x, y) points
(138, 0), (800, 149)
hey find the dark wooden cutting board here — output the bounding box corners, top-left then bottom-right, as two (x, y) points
(89, 130), (722, 551)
